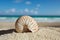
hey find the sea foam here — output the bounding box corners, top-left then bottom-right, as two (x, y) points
(0, 17), (60, 22)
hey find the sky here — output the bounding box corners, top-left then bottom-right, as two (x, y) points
(0, 0), (60, 16)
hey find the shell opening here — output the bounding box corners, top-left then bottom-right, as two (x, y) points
(23, 25), (31, 33)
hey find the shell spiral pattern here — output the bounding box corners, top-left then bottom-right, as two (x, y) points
(15, 16), (38, 33)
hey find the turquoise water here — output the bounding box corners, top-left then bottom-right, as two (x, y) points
(0, 16), (60, 22)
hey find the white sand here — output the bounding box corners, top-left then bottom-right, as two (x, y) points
(0, 22), (60, 40)
(0, 27), (60, 40)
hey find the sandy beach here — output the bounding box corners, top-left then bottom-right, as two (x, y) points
(0, 0), (60, 40)
(0, 22), (60, 40)
(0, 22), (15, 29)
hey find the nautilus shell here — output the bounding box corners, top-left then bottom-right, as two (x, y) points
(15, 16), (38, 33)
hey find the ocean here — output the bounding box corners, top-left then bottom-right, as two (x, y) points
(0, 15), (60, 22)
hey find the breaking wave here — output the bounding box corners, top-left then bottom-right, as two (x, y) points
(0, 17), (60, 22)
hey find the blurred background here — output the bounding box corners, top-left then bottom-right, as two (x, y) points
(0, 0), (60, 16)
(0, 0), (60, 29)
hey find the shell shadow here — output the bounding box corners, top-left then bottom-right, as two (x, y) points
(0, 29), (16, 35)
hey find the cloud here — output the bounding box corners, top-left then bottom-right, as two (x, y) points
(11, 8), (16, 13)
(34, 4), (40, 10)
(5, 8), (16, 13)
(23, 8), (39, 14)
(25, 1), (31, 5)
(24, 8), (29, 13)
(5, 8), (39, 15)
(30, 9), (38, 14)
(37, 4), (40, 8)
(34, 11), (38, 14)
